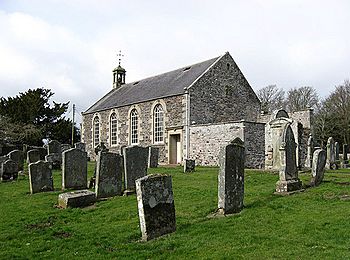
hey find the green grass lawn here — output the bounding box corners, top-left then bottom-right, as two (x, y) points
(0, 163), (349, 259)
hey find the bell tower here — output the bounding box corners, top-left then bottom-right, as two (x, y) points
(113, 51), (126, 89)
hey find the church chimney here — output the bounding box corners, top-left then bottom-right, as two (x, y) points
(113, 51), (126, 89)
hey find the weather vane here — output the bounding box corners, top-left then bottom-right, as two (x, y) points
(117, 50), (124, 65)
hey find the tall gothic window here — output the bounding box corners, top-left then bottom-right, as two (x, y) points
(130, 109), (138, 144)
(110, 113), (118, 146)
(153, 104), (164, 143)
(93, 116), (100, 147)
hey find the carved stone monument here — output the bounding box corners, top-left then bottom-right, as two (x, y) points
(326, 137), (335, 169)
(58, 190), (96, 208)
(28, 161), (54, 194)
(27, 149), (41, 165)
(310, 149), (326, 187)
(1, 159), (18, 181)
(62, 148), (88, 190)
(8, 150), (24, 171)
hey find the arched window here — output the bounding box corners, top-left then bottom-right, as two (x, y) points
(93, 116), (100, 147)
(130, 109), (138, 144)
(153, 104), (164, 143)
(110, 113), (118, 146)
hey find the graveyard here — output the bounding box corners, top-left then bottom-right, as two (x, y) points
(0, 162), (349, 259)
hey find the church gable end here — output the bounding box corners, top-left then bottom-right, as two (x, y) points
(189, 52), (261, 125)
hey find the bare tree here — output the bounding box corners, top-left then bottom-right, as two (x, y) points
(286, 86), (319, 112)
(257, 85), (286, 113)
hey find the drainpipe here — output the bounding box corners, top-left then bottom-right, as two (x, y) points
(184, 88), (190, 159)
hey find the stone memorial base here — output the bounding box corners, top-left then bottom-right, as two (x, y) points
(58, 190), (96, 208)
(275, 179), (302, 194)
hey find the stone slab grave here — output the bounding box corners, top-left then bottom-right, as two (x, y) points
(58, 190), (96, 208)
(8, 150), (24, 171)
(62, 148), (87, 190)
(95, 152), (123, 198)
(310, 149), (326, 187)
(124, 145), (149, 193)
(28, 161), (54, 194)
(148, 146), (159, 168)
(74, 142), (86, 152)
(217, 138), (245, 215)
(136, 174), (176, 241)
(45, 153), (62, 169)
(27, 149), (41, 164)
(1, 159), (18, 181)
(275, 123), (303, 194)
(326, 137), (335, 169)
(184, 159), (195, 173)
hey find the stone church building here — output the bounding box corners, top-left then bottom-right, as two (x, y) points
(81, 51), (312, 169)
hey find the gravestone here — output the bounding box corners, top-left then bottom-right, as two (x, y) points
(0, 155), (9, 177)
(335, 142), (340, 161)
(123, 146), (149, 191)
(148, 146), (159, 168)
(61, 144), (71, 153)
(45, 153), (61, 169)
(27, 149), (40, 164)
(74, 142), (86, 152)
(136, 174), (176, 241)
(37, 147), (48, 160)
(218, 138), (245, 214)
(47, 140), (61, 154)
(326, 137), (335, 169)
(62, 148), (87, 190)
(28, 161), (54, 194)
(58, 190), (96, 208)
(95, 152), (123, 198)
(94, 142), (108, 155)
(8, 150), (24, 171)
(275, 123), (302, 193)
(310, 149), (326, 187)
(1, 159), (18, 181)
(342, 144), (349, 168)
(184, 159), (195, 173)
(305, 134), (314, 169)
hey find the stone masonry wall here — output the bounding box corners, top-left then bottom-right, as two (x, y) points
(189, 52), (261, 125)
(81, 95), (184, 162)
(189, 121), (265, 168)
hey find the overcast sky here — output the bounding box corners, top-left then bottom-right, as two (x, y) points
(1, 0), (349, 119)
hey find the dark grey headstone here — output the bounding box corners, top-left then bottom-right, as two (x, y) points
(310, 149), (326, 187)
(95, 152), (123, 198)
(27, 149), (41, 164)
(74, 142), (86, 152)
(0, 155), (9, 177)
(136, 174), (176, 241)
(8, 150), (24, 171)
(1, 159), (18, 181)
(47, 140), (61, 154)
(124, 146), (149, 191)
(275, 124), (302, 193)
(335, 142), (340, 161)
(184, 159), (195, 173)
(343, 144), (348, 162)
(29, 161), (54, 194)
(148, 147), (159, 168)
(218, 138), (245, 214)
(45, 153), (61, 169)
(62, 148), (87, 190)
(58, 190), (96, 208)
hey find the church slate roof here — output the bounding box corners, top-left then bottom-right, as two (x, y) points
(83, 55), (221, 114)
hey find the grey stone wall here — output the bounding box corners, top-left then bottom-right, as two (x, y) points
(189, 52), (261, 125)
(82, 95), (184, 161)
(189, 121), (265, 168)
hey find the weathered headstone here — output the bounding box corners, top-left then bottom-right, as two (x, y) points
(37, 147), (48, 160)
(310, 149), (326, 187)
(27, 149), (41, 164)
(335, 142), (340, 161)
(0, 155), (9, 177)
(45, 153), (61, 169)
(61, 144), (71, 153)
(184, 159), (195, 173)
(275, 123), (302, 193)
(94, 142), (108, 155)
(28, 161), (54, 194)
(148, 146), (159, 168)
(47, 140), (61, 154)
(136, 174), (176, 241)
(8, 150), (24, 171)
(218, 138), (245, 214)
(326, 137), (335, 169)
(62, 148), (87, 190)
(58, 190), (96, 208)
(123, 146), (149, 191)
(95, 152), (123, 198)
(305, 134), (314, 169)
(342, 144), (349, 168)
(74, 142), (86, 152)
(1, 159), (18, 181)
